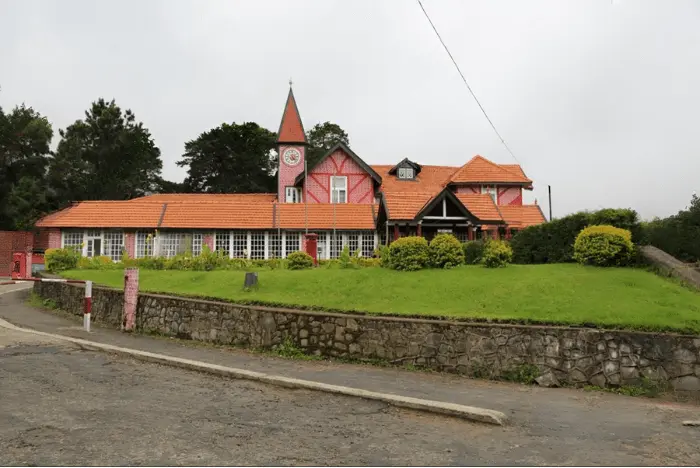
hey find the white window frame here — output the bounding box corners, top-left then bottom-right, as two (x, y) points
(62, 231), (83, 251)
(103, 231), (124, 262)
(330, 176), (347, 204)
(481, 185), (498, 203)
(136, 232), (154, 258)
(285, 186), (301, 203)
(398, 167), (414, 179)
(191, 233), (203, 257)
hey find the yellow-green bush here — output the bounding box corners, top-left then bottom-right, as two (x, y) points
(78, 255), (118, 270)
(45, 247), (81, 272)
(429, 233), (465, 269)
(573, 225), (633, 267)
(287, 251), (314, 270)
(482, 240), (513, 268)
(388, 236), (429, 271)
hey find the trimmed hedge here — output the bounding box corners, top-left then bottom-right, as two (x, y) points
(573, 225), (633, 267)
(287, 251), (314, 270)
(388, 236), (430, 271)
(640, 194), (700, 263)
(429, 233), (465, 269)
(511, 208), (640, 264)
(482, 240), (513, 268)
(45, 247), (81, 272)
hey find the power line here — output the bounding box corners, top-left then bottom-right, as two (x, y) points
(416, 0), (521, 166)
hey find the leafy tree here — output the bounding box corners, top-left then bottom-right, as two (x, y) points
(0, 104), (53, 229)
(178, 122), (276, 193)
(47, 98), (163, 205)
(641, 194), (700, 262)
(151, 176), (188, 194)
(305, 121), (349, 168)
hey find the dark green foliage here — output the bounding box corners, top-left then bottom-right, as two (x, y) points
(178, 122), (276, 193)
(287, 251), (314, 270)
(501, 364), (540, 384)
(428, 233), (464, 268)
(511, 208), (641, 264)
(376, 245), (392, 269)
(47, 99), (163, 204)
(0, 104), (53, 229)
(463, 240), (486, 265)
(305, 121), (349, 168)
(640, 195), (700, 263)
(388, 236), (429, 271)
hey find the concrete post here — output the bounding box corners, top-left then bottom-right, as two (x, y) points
(123, 268), (139, 332)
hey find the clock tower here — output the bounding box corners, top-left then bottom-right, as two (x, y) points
(277, 85), (307, 203)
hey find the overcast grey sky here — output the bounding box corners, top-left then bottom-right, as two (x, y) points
(2, 0), (699, 219)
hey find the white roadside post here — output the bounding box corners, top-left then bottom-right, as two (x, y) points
(83, 280), (92, 332)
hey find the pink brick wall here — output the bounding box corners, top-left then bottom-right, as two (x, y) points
(454, 185), (522, 205)
(203, 234), (214, 251)
(48, 230), (61, 249)
(123, 268), (139, 331)
(125, 232), (136, 258)
(278, 145), (306, 202)
(303, 149), (373, 204)
(455, 185), (481, 195)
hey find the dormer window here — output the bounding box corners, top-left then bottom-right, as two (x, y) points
(398, 167), (414, 180)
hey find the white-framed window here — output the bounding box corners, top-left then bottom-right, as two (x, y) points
(360, 231), (376, 257)
(232, 232), (247, 258)
(251, 232), (265, 259)
(455, 231), (469, 244)
(215, 232), (230, 256)
(160, 233), (181, 259)
(330, 176), (347, 203)
(103, 231), (124, 262)
(329, 232), (344, 259)
(192, 233), (203, 257)
(285, 231), (301, 255)
(481, 185), (497, 203)
(269, 233), (282, 258)
(86, 230), (102, 258)
(136, 232), (154, 258)
(285, 186), (301, 203)
(398, 167), (414, 179)
(63, 231), (83, 250)
(348, 233), (359, 255)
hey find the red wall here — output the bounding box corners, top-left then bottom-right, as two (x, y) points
(303, 148), (374, 204)
(0, 231), (33, 275)
(454, 185), (522, 206)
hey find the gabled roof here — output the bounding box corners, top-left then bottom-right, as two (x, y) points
(498, 204), (547, 228)
(294, 142), (382, 185)
(449, 155), (532, 185)
(415, 189), (483, 224)
(454, 194), (504, 222)
(35, 201), (165, 228)
(277, 87), (306, 144)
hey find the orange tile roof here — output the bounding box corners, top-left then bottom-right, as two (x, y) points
(381, 192), (435, 220)
(277, 88), (306, 143)
(449, 156), (532, 184)
(454, 194), (504, 222)
(160, 201), (274, 229)
(35, 201), (164, 228)
(275, 203), (376, 230)
(133, 193), (277, 204)
(498, 204), (547, 228)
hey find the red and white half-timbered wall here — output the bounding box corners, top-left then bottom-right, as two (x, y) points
(454, 185), (522, 206)
(304, 149), (374, 204)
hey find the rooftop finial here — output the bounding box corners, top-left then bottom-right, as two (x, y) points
(289, 78), (293, 88)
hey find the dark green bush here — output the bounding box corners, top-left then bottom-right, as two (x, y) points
(287, 251), (314, 270)
(482, 240), (513, 268)
(428, 233), (464, 268)
(376, 245), (392, 269)
(45, 247), (81, 272)
(463, 240), (486, 265)
(511, 208), (641, 264)
(388, 236), (429, 271)
(639, 195), (700, 263)
(573, 225), (634, 267)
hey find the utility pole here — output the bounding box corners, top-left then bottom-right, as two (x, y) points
(548, 185), (553, 221)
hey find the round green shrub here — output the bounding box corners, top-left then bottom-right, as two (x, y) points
(375, 245), (392, 269)
(388, 236), (429, 271)
(482, 240), (513, 268)
(428, 233), (464, 268)
(45, 247), (81, 272)
(463, 240), (486, 265)
(287, 251), (314, 270)
(573, 225), (633, 267)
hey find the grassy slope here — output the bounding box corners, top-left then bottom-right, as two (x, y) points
(61, 264), (700, 333)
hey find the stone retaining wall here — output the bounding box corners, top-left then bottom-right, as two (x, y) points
(33, 281), (700, 392)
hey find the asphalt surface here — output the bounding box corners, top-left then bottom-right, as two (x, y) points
(2, 284), (700, 466)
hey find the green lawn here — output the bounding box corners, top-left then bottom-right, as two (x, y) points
(61, 265), (700, 334)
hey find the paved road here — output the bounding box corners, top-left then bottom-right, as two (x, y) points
(2, 285), (700, 466)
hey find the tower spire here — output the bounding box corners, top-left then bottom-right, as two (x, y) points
(277, 85), (306, 144)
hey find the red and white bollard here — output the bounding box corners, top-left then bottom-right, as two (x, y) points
(83, 280), (92, 332)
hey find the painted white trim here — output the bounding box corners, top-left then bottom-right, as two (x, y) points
(246, 231), (252, 259)
(281, 231), (286, 258)
(330, 175), (348, 204)
(442, 198), (447, 217)
(264, 231), (269, 260)
(423, 216), (468, 220)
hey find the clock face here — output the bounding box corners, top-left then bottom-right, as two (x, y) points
(283, 148), (302, 167)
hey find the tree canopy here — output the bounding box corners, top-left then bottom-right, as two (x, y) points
(177, 122), (277, 193)
(0, 104), (53, 229)
(47, 98), (163, 205)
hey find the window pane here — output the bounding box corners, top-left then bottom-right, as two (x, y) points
(232, 231), (247, 258)
(192, 233), (203, 257)
(251, 232), (265, 259)
(405, 168), (413, 179)
(269, 233), (282, 258)
(285, 231), (300, 256)
(215, 232), (230, 256)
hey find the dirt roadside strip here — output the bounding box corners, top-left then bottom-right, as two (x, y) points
(0, 288), (507, 426)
